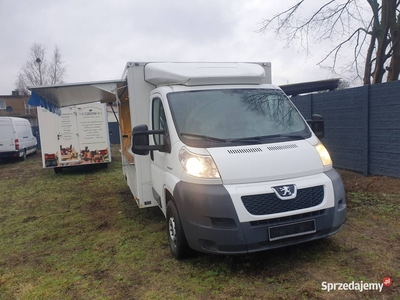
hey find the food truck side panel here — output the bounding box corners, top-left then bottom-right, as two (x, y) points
(37, 102), (111, 169)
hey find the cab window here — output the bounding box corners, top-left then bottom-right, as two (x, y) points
(152, 98), (167, 145)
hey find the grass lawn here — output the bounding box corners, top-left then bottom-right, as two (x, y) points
(0, 145), (399, 299)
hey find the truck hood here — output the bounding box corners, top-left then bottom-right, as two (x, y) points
(207, 140), (323, 185)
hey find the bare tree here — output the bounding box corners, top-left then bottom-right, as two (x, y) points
(49, 46), (66, 85)
(15, 43), (66, 95)
(258, 0), (400, 85)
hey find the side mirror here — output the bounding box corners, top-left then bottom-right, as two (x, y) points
(307, 114), (325, 139)
(131, 124), (166, 155)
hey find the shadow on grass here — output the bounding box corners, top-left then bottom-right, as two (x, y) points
(51, 163), (110, 175)
(0, 154), (36, 165)
(183, 236), (342, 278)
(0, 158), (21, 165)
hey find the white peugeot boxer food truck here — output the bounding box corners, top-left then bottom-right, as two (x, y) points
(29, 62), (346, 259)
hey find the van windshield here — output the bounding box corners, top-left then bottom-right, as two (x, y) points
(167, 89), (311, 147)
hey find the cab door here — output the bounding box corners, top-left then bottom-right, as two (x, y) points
(150, 96), (169, 209)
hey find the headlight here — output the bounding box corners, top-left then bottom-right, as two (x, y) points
(179, 147), (220, 178)
(315, 142), (332, 166)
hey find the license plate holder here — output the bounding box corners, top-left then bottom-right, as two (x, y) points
(269, 219), (316, 241)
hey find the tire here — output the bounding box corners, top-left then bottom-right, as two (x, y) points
(20, 150), (27, 161)
(54, 167), (63, 174)
(166, 201), (190, 259)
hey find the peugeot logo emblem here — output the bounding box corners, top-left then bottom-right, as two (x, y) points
(271, 184), (297, 200)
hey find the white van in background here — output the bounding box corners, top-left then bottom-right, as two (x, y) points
(0, 117), (37, 160)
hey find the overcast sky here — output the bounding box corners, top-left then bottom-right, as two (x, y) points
(1, 0), (351, 95)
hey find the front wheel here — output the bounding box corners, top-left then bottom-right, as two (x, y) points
(166, 201), (190, 259)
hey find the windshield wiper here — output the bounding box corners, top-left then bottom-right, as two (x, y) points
(180, 133), (227, 142)
(278, 134), (305, 140)
(230, 135), (280, 143)
(231, 134), (305, 144)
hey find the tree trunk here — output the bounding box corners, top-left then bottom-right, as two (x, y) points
(387, 33), (400, 81)
(372, 0), (391, 83)
(387, 5), (400, 81)
(364, 32), (376, 85)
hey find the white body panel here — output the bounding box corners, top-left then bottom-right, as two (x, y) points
(207, 139), (323, 185)
(0, 117), (37, 158)
(37, 103), (111, 168)
(152, 134), (335, 223)
(120, 63), (156, 207)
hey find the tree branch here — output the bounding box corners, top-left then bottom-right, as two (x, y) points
(317, 27), (371, 66)
(258, 0), (398, 84)
(258, 0), (305, 33)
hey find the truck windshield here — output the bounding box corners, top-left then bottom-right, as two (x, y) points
(167, 89), (311, 147)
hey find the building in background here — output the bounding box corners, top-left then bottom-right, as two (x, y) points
(0, 91), (37, 126)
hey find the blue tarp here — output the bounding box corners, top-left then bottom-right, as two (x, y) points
(28, 91), (61, 115)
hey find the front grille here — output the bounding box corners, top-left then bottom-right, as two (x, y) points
(242, 186), (324, 215)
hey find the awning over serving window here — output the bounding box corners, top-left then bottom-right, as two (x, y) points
(28, 79), (125, 115)
(28, 91), (62, 115)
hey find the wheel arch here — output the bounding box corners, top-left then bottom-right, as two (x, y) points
(162, 172), (180, 215)
(161, 187), (174, 217)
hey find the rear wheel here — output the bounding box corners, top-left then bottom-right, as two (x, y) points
(166, 201), (190, 259)
(20, 150), (27, 161)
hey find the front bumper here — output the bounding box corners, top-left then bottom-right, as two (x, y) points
(172, 169), (346, 254)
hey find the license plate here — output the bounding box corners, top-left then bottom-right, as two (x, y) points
(269, 220), (316, 241)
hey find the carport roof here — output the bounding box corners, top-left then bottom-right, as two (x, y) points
(280, 78), (341, 96)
